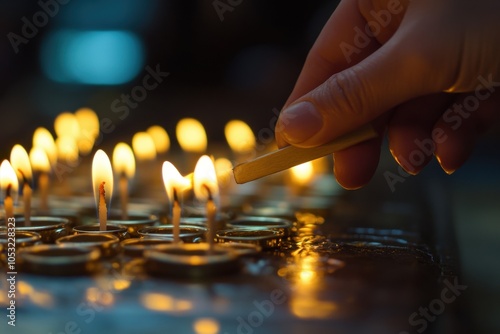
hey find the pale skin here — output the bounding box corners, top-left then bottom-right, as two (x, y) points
(275, 0), (500, 189)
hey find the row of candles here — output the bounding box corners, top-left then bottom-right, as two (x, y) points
(0, 108), (320, 249)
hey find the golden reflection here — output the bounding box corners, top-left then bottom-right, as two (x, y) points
(112, 279), (131, 291)
(193, 317), (220, 334)
(141, 293), (193, 313)
(17, 281), (54, 308)
(85, 287), (114, 307)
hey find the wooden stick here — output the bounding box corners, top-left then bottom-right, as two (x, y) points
(233, 124), (378, 184)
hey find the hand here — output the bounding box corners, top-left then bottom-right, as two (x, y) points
(275, 0), (500, 189)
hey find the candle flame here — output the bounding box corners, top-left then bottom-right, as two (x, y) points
(92, 149), (113, 214)
(214, 157), (233, 187)
(290, 161), (314, 185)
(193, 155), (218, 201)
(32, 127), (57, 167)
(147, 125), (170, 154)
(224, 120), (256, 154)
(29, 147), (51, 173)
(132, 132), (157, 161)
(176, 118), (207, 153)
(55, 136), (79, 163)
(75, 107), (100, 155)
(54, 112), (80, 140)
(112, 142), (136, 179)
(10, 144), (33, 184)
(162, 161), (191, 203)
(0, 160), (19, 203)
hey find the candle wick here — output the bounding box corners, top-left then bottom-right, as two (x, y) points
(173, 188), (179, 203)
(6, 183), (12, 198)
(202, 184), (213, 201)
(99, 181), (106, 201)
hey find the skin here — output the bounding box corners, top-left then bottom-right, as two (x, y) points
(275, 0), (500, 189)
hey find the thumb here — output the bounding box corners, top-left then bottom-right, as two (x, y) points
(275, 37), (450, 148)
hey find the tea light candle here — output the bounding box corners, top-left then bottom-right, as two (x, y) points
(29, 147), (51, 212)
(11, 145), (33, 223)
(92, 150), (114, 231)
(0, 160), (18, 221)
(193, 155), (219, 252)
(162, 161), (191, 244)
(112, 143), (136, 220)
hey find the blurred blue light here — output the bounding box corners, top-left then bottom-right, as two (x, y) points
(40, 30), (144, 85)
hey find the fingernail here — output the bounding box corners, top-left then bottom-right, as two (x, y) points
(277, 101), (323, 144)
(435, 155), (456, 175)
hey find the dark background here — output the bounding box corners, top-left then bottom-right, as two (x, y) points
(0, 0), (499, 333)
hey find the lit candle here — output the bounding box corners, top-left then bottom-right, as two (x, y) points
(224, 119), (256, 162)
(0, 160), (19, 222)
(176, 118), (207, 172)
(112, 143), (136, 220)
(162, 161), (191, 244)
(54, 112), (80, 142)
(147, 125), (170, 155)
(92, 150), (114, 231)
(55, 136), (79, 164)
(74, 107), (100, 155)
(32, 127), (57, 168)
(29, 147), (51, 212)
(289, 161), (314, 197)
(193, 155), (219, 252)
(10, 145), (33, 223)
(132, 132), (157, 162)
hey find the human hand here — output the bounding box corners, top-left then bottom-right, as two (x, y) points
(275, 0), (500, 189)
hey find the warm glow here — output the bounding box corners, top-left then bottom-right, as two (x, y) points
(132, 132), (157, 161)
(92, 150), (114, 210)
(193, 318), (220, 334)
(0, 160), (19, 200)
(32, 127), (57, 167)
(141, 293), (193, 312)
(55, 136), (79, 162)
(290, 161), (314, 185)
(290, 297), (338, 319)
(85, 287), (114, 307)
(162, 161), (191, 202)
(54, 112), (80, 139)
(112, 142), (136, 179)
(224, 120), (256, 153)
(10, 144), (32, 184)
(214, 158), (233, 186)
(147, 125), (170, 154)
(193, 155), (219, 201)
(176, 118), (207, 153)
(29, 147), (51, 173)
(75, 107), (100, 155)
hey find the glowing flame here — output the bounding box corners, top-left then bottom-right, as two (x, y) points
(224, 120), (256, 153)
(91, 150), (113, 212)
(162, 161), (191, 202)
(10, 144), (32, 184)
(132, 132), (157, 161)
(75, 107), (100, 155)
(54, 112), (80, 140)
(55, 136), (79, 162)
(112, 142), (136, 179)
(193, 318), (220, 334)
(29, 147), (51, 173)
(290, 161), (314, 185)
(147, 125), (170, 154)
(0, 160), (19, 202)
(193, 155), (218, 201)
(32, 127), (57, 167)
(176, 118), (207, 153)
